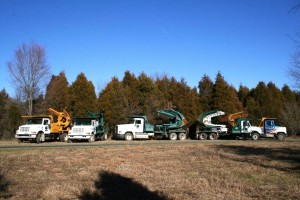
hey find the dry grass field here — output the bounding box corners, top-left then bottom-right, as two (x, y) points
(0, 139), (299, 199)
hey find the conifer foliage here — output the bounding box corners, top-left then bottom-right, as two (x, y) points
(44, 71), (70, 111)
(69, 73), (97, 117)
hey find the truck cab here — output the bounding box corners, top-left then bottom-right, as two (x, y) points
(114, 116), (155, 140)
(231, 118), (287, 140)
(259, 118), (287, 140)
(68, 117), (97, 142)
(15, 116), (51, 143)
(231, 118), (262, 139)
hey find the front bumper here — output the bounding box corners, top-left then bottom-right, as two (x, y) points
(15, 134), (37, 139)
(68, 134), (93, 140)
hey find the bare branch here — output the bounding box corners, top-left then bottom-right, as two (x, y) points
(6, 42), (51, 115)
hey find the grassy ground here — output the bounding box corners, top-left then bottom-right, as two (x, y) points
(0, 139), (299, 199)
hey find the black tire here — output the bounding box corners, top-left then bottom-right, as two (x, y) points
(60, 133), (68, 142)
(208, 133), (217, 140)
(88, 135), (95, 143)
(169, 132), (177, 140)
(251, 132), (260, 141)
(276, 133), (285, 141)
(177, 132), (186, 140)
(67, 139), (73, 143)
(124, 133), (133, 141)
(18, 139), (23, 143)
(198, 133), (207, 140)
(36, 133), (41, 144)
(100, 132), (108, 141)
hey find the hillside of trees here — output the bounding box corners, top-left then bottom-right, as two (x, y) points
(1, 70), (300, 139)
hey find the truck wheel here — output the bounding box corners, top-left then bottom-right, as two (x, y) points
(60, 133), (68, 142)
(251, 133), (260, 141)
(88, 135), (95, 143)
(125, 133), (133, 141)
(100, 132), (108, 141)
(276, 133), (285, 141)
(67, 139), (73, 143)
(208, 133), (217, 140)
(169, 132), (177, 140)
(18, 139), (24, 143)
(177, 133), (186, 140)
(36, 133), (41, 144)
(198, 133), (207, 140)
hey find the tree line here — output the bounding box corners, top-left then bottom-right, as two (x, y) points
(1, 70), (300, 139)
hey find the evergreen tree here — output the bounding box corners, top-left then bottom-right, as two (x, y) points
(136, 72), (162, 122)
(238, 85), (250, 108)
(249, 82), (269, 117)
(248, 82), (284, 118)
(44, 71), (70, 111)
(266, 82), (284, 118)
(0, 89), (22, 138)
(155, 75), (172, 109)
(169, 78), (200, 124)
(98, 77), (127, 132)
(69, 73), (97, 117)
(281, 84), (297, 103)
(212, 72), (243, 113)
(122, 71), (141, 115)
(198, 74), (214, 111)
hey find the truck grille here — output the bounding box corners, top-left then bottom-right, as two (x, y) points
(20, 127), (30, 132)
(72, 128), (84, 134)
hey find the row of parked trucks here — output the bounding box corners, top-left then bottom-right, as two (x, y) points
(15, 108), (288, 143)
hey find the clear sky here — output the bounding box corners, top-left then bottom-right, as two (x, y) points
(1, 0), (300, 97)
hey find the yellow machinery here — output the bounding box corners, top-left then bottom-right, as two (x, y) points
(47, 108), (71, 141)
(227, 111), (248, 127)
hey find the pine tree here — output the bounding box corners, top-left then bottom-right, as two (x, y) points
(69, 73), (97, 117)
(155, 75), (172, 109)
(212, 72), (243, 113)
(136, 72), (162, 122)
(0, 89), (22, 138)
(44, 71), (70, 111)
(198, 74), (214, 112)
(281, 84), (297, 103)
(122, 71), (141, 115)
(98, 77), (127, 132)
(248, 82), (268, 117)
(238, 85), (250, 108)
(168, 78), (201, 124)
(266, 82), (284, 118)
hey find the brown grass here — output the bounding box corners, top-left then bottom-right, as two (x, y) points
(0, 140), (299, 199)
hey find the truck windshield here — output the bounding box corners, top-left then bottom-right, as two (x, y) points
(26, 118), (43, 125)
(75, 118), (92, 125)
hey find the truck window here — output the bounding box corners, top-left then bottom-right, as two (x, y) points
(26, 118), (43, 125)
(43, 120), (49, 125)
(265, 120), (275, 128)
(136, 120), (141, 125)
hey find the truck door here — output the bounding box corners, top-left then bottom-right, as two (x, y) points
(134, 119), (143, 133)
(43, 119), (51, 133)
(264, 120), (275, 135)
(238, 120), (250, 133)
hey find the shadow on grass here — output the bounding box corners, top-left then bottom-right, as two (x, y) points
(217, 145), (300, 172)
(79, 171), (168, 200)
(0, 173), (12, 199)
